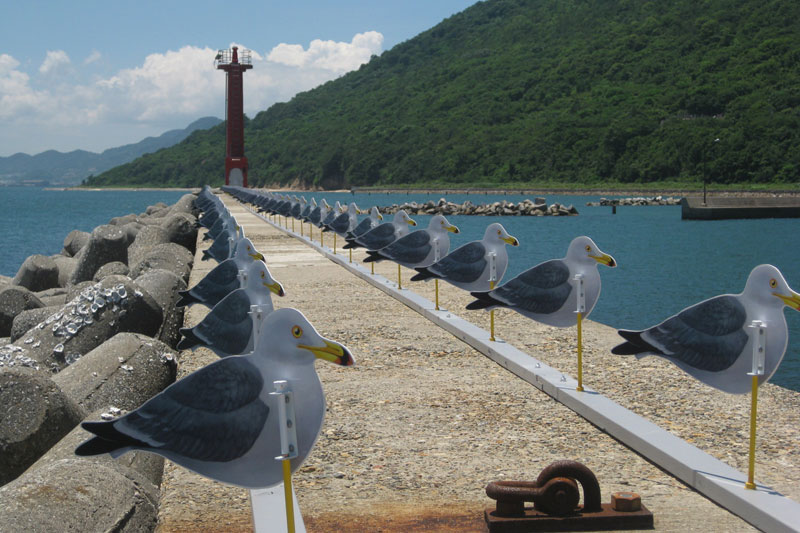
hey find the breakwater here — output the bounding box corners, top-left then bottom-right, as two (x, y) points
(585, 196), (681, 206)
(380, 197), (578, 216)
(0, 193), (199, 530)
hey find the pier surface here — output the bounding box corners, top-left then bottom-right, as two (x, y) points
(682, 195), (800, 219)
(157, 193), (800, 532)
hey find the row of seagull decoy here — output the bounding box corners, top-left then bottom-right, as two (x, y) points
(226, 185), (800, 396)
(73, 184), (800, 493)
(75, 185), (355, 489)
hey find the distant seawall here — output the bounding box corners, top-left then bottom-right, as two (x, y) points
(681, 196), (800, 219)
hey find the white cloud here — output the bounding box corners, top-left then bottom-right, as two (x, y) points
(39, 50), (71, 74)
(0, 32), (383, 155)
(84, 50), (101, 65)
(268, 31), (383, 73)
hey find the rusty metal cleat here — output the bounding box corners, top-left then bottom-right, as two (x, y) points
(484, 460), (653, 531)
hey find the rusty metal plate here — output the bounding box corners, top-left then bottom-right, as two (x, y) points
(484, 503), (654, 532)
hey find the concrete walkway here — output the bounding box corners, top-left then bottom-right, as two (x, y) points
(157, 194), (797, 532)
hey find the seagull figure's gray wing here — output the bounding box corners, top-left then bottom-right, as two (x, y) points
(178, 289), (253, 356)
(476, 260), (572, 314)
(178, 260), (240, 308)
(326, 212), (350, 234)
(77, 357), (269, 461)
(376, 230), (432, 266)
(351, 217), (373, 237)
(613, 295), (748, 372)
(429, 241), (487, 283)
(348, 223), (397, 250)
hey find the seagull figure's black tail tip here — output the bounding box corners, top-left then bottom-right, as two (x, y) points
(177, 328), (200, 351)
(363, 251), (382, 263)
(465, 291), (499, 310)
(611, 330), (654, 355)
(410, 267), (435, 282)
(175, 290), (195, 308)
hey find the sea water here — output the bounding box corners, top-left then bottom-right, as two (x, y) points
(2, 186), (799, 391)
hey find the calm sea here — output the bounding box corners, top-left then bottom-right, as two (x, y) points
(2, 186), (800, 392)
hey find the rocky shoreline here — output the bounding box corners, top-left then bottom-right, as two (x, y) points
(380, 197), (578, 216)
(0, 193), (200, 530)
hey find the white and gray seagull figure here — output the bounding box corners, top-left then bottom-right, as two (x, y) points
(611, 264), (800, 394)
(410, 222), (519, 292)
(466, 236), (616, 326)
(363, 214), (460, 269)
(76, 307), (354, 489)
(177, 260), (285, 358)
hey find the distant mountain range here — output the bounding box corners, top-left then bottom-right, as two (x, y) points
(0, 116), (222, 186)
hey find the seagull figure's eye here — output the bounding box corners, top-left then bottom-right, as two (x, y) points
(497, 230), (502, 236)
(260, 271), (265, 279)
(585, 245), (591, 252)
(770, 278), (778, 288)
(292, 326), (303, 338)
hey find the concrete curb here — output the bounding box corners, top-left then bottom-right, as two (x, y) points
(245, 204), (800, 533)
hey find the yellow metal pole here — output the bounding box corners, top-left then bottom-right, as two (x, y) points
(349, 248), (352, 263)
(746, 374), (759, 489)
(435, 279), (440, 310)
(489, 281), (496, 341)
(282, 459), (295, 533)
(321, 231), (324, 248)
(371, 261), (374, 275)
(334, 234), (337, 255)
(398, 263), (402, 289)
(576, 311), (584, 392)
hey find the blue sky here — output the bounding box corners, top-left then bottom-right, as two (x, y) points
(0, 0), (477, 156)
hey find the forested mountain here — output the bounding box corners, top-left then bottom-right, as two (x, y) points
(86, 0), (800, 189)
(0, 117), (221, 186)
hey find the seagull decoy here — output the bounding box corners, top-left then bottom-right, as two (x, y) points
(177, 260), (285, 358)
(364, 214), (459, 268)
(410, 222), (519, 292)
(177, 238), (270, 309)
(466, 236), (616, 326)
(612, 264), (800, 394)
(76, 307), (354, 489)
(348, 206), (383, 239)
(343, 210), (417, 251)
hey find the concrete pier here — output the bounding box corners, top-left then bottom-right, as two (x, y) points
(682, 196), (800, 219)
(156, 192), (800, 532)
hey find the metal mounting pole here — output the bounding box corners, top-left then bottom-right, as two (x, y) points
(745, 321), (766, 489)
(574, 274), (586, 392)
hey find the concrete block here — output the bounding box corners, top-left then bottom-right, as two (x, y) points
(9, 306), (60, 342)
(0, 286), (45, 337)
(108, 213), (141, 226)
(0, 459), (158, 532)
(24, 408), (165, 488)
(127, 225), (170, 268)
(69, 225), (130, 284)
(12, 254), (59, 292)
(0, 367), (85, 485)
(93, 261), (130, 281)
(61, 229), (90, 257)
(130, 243), (193, 283)
(53, 332), (177, 414)
(161, 211), (198, 253)
(50, 254), (77, 288)
(4, 276), (163, 372)
(133, 269), (186, 347)
(33, 286), (68, 307)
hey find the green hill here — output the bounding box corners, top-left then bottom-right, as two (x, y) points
(86, 0), (800, 189)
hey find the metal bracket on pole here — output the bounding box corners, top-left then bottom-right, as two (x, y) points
(574, 274), (586, 314)
(250, 304), (269, 353)
(271, 381), (299, 461)
(747, 320), (766, 377)
(238, 269), (247, 288)
(433, 238), (441, 262)
(489, 252), (497, 283)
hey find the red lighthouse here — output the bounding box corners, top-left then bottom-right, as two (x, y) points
(215, 46), (252, 187)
